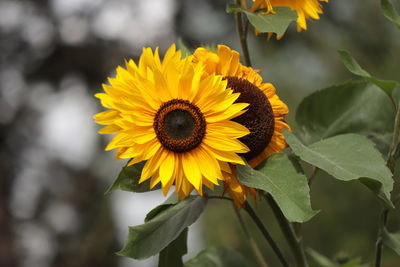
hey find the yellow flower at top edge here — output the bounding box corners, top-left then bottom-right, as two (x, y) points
(244, 0), (329, 32)
(193, 44), (291, 207)
(94, 44), (251, 200)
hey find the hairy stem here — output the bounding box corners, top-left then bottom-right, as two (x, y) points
(374, 102), (400, 267)
(244, 202), (289, 267)
(387, 103), (400, 173)
(233, 205), (270, 267)
(235, 0), (252, 66)
(265, 194), (309, 267)
(375, 210), (389, 267)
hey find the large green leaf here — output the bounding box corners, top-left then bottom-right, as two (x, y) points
(338, 50), (398, 99)
(382, 227), (400, 255)
(106, 162), (160, 194)
(296, 81), (395, 145)
(237, 153), (318, 222)
(284, 132), (394, 208)
(381, 0), (400, 29)
(185, 247), (249, 267)
(244, 7), (297, 36)
(118, 196), (207, 259)
(145, 194), (179, 222)
(158, 228), (188, 267)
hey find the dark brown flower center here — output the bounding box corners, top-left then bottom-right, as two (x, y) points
(153, 99), (206, 153)
(225, 76), (275, 161)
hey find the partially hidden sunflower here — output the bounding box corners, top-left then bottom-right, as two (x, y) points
(243, 0), (328, 33)
(94, 44), (251, 200)
(193, 44), (290, 207)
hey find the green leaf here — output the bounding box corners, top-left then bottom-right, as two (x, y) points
(382, 227), (400, 255)
(226, 3), (243, 14)
(284, 131), (394, 208)
(158, 228), (188, 267)
(296, 81), (395, 145)
(381, 0), (400, 29)
(106, 162), (161, 194)
(306, 248), (336, 267)
(244, 7), (297, 36)
(185, 247), (249, 267)
(145, 194), (179, 222)
(338, 50), (398, 99)
(237, 153), (318, 222)
(118, 196), (207, 259)
(306, 248), (364, 267)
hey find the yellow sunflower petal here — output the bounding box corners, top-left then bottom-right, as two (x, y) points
(181, 152), (202, 191)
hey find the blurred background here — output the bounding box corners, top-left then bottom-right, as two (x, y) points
(1, 0), (399, 266)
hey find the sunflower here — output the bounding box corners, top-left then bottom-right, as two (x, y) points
(243, 0), (328, 32)
(193, 44), (290, 206)
(94, 44), (251, 200)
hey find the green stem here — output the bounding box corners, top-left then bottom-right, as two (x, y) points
(265, 194), (309, 267)
(375, 209), (389, 267)
(387, 104), (400, 173)
(235, 0), (252, 66)
(244, 202), (290, 267)
(233, 205), (270, 267)
(374, 102), (400, 267)
(308, 166), (319, 186)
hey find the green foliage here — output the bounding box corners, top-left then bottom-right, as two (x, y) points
(225, 3), (243, 14)
(225, 4), (297, 36)
(307, 248), (365, 267)
(237, 153), (318, 222)
(393, 87), (400, 107)
(117, 196), (207, 259)
(295, 81), (395, 146)
(145, 194), (179, 222)
(382, 228), (400, 255)
(244, 7), (297, 36)
(338, 50), (398, 101)
(158, 228), (188, 267)
(381, 0), (400, 29)
(284, 131), (394, 208)
(306, 248), (336, 267)
(106, 162), (160, 194)
(184, 246), (249, 267)
(340, 258), (363, 267)
(177, 38), (192, 57)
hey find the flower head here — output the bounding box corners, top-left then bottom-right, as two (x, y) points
(94, 44), (250, 199)
(244, 0), (329, 32)
(193, 44), (290, 206)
